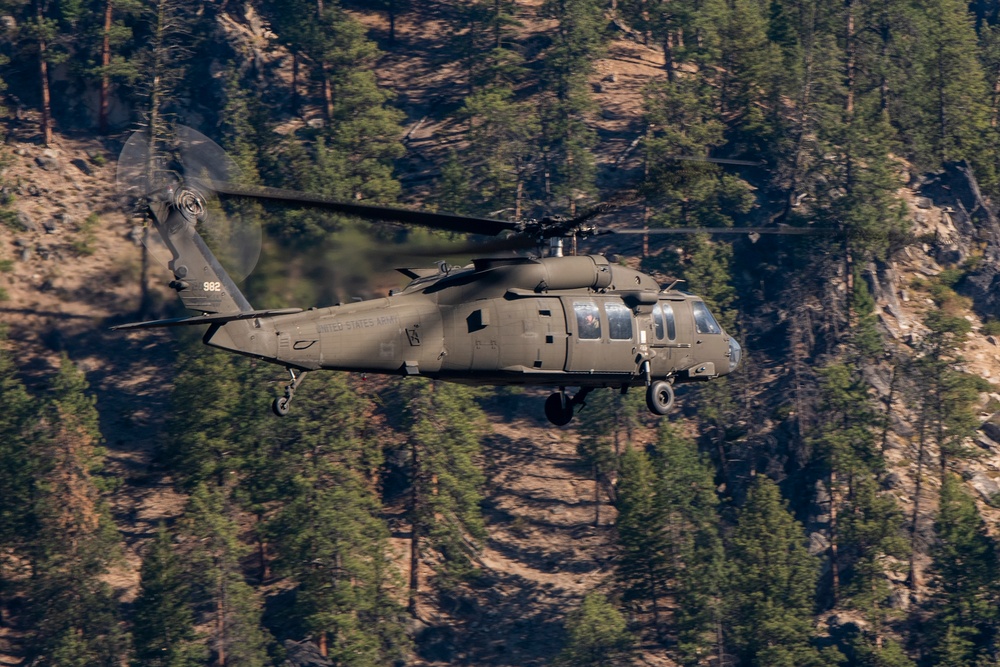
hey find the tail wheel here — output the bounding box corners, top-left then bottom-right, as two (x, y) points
(544, 392), (574, 426)
(646, 380), (674, 415)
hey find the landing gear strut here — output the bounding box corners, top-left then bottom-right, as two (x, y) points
(272, 368), (308, 416)
(544, 387), (593, 426)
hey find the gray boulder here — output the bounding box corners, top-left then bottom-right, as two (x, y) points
(35, 155), (59, 171)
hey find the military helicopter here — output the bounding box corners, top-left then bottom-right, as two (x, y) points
(112, 127), (831, 425)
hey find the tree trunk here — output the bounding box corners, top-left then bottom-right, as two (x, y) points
(908, 416), (927, 593)
(845, 0), (856, 117)
(37, 4), (53, 146)
(99, 0), (113, 134)
(408, 437), (420, 617)
(828, 472), (840, 606)
(593, 463), (601, 527)
(216, 587), (226, 666)
(322, 66), (334, 125)
(256, 513), (270, 582)
(291, 52), (299, 114)
(663, 34), (675, 82)
(389, 0), (396, 44)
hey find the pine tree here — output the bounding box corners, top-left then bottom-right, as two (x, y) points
(261, 0), (404, 205)
(447, 0), (525, 91)
(396, 379), (487, 616)
(615, 447), (672, 635)
(654, 425), (725, 665)
(615, 423), (724, 663)
(23, 357), (127, 665)
(905, 0), (993, 176)
(725, 476), (837, 666)
(556, 592), (634, 666)
(266, 373), (408, 663)
(77, 0), (141, 133)
(132, 525), (205, 667)
(0, 331), (40, 625)
(436, 151), (473, 216)
(180, 484), (272, 667)
(164, 346), (246, 489)
(577, 388), (642, 526)
(539, 0), (604, 213)
(924, 474), (999, 666)
(460, 85), (539, 218)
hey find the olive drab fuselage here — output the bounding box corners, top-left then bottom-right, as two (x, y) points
(204, 255), (741, 388)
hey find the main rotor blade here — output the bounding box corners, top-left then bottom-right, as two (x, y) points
(661, 155), (763, 166)
(399, 236), (539, 257)
(200, 180), (520, 237)
(602, 226), (838, 236)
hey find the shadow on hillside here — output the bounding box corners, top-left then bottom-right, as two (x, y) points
(419, 570), (569, 666)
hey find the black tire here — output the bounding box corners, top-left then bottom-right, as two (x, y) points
(646, 381), (674, 415)
(272, 396), (291, 417)
(544, 392), (573, 426)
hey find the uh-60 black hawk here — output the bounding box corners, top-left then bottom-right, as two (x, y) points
(112, 126), (830, 425)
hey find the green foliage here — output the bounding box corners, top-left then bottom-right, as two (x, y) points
(265, 373), (409, 664)
(539, 0), (605, 209)
(911, 312), (986, 470)
(71, 212), (100, 257)
(437, 151), (473, 216)
(556, 592), (634, 666)
(924, 474), (999, 666)
(903, 0), (994, 177)
(614, 424), (724, 663)
(132, 525), (205, 667)
(180, 484), (273, 666)
(17, 356), (126, 664)
(163, 347), (248, 488)
(460, 85), (540, 216)
(851, 271), (884, 358)
(398, 379), (488, 586)
(724, 476), (837, 666)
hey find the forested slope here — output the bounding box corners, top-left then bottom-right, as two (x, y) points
(3, 0), (1000, 666)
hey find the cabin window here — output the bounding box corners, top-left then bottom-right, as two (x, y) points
(574, 302), (601, 340)
(692, 301), (722, 334)
(606, 302), (633, 340)
(653, 303), (678, 340)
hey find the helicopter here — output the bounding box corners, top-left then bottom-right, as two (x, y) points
(111, 127), (832, 425)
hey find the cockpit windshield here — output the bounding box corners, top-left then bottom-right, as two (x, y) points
(692, 301), (722, 334)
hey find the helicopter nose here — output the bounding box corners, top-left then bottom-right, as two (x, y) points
(727, 338), (742, 374)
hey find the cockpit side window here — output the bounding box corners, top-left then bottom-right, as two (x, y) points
(692, 301), (722, 334)
(605, 302), (633, 340)
(653, 304), (665, 340)
(574, 301), (601, 340)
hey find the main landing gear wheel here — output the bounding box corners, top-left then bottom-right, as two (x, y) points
(544, 387), (593, 426)
(545, 392), (574, 426)
(272, 368), (308, 417)
(272, 396), (291, 416)
(646, 380), (674, 415)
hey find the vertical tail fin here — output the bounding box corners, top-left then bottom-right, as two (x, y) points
(148, 198), (252, 314)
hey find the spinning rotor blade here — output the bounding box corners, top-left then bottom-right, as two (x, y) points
(603, 226), (837, 236)
(116, 126), (262, 283)
(202, 181), (520, 237)
(661, 155), (763, 166)
(393, 235), (539, 257)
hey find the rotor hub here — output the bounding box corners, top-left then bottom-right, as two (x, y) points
(174, 186), (207, 222)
